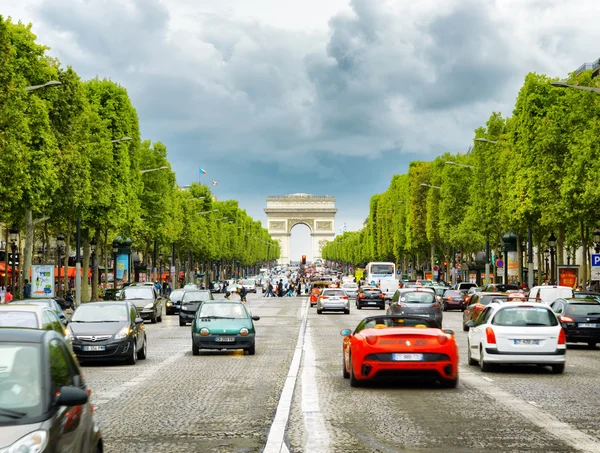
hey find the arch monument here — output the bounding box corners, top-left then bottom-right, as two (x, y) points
(265, 194), (337, 264)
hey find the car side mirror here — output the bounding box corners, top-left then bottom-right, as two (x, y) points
(443, 329), (454, 335)
(135, 317), (144, 324)
(340, 329), (351, 337)
(252, 316), (260, 321)
(55, 386), (88, 407)
(465, 320), (475, 328)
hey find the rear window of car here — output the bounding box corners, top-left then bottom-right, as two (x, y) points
(0, 311), (38, 328)
(400, 292), (435, 304)
(492, 307), (558, 327)
(566, 303), (600, 315)
(343, 284), (357, 289)
(362, 287), (381, 293)
(323, 289), (346, 297)
(445, 291), (463, 297)
(479, 295), (508, 306)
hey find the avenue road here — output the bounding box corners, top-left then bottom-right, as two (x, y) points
(83, 294), (600, 453)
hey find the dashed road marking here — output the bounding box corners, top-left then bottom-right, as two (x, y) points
(462, 371), (600, 453)
(264, 299), (309, 453)
(481, 376), (494, 382)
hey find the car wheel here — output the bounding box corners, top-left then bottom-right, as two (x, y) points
(356, 303), (362, 310)
(151, 316), (157, 324)
(126, 340), (137, 365)
(467, 341), (477, 366)
(342, 353), (349, 379)
(138, 336), (147, 360)
(349, 355), (362, 388)
(379, 305), (385, 310)
(179, 319), (186, 327)
(192, 342), (200, 356)
(440, 377), (458, 388)
(317, 308), (323, 314)
(462, 322), (469, 332)
(588, 342), (597, 349)
(344, 309), (350, 315)
(157, 314), (162, 323)
(247, 345), (256, 355)
(551, 363), (565, 374)
(479, 346), (491, 372)
(443, 304), (448, 311)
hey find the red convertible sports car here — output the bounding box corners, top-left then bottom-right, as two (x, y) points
(341, 315), (459, 388)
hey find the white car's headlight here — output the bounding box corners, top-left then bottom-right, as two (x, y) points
(2, 430), (48, 453)
(114, 326), (130, 340)
(144, 303), (154, 309)
(65, 327), (74, 341)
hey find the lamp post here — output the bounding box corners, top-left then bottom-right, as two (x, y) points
(159, 252), (164, 292)
(9, 226), (19, 295)
(56, 233), (65, 297)
(25, 81), (61, 92)
(551, 81), (600, 94)
(544, 249), (549, 281)
(549, 233), (557, 284)
(593, 227), (600, 254)
(112, 239), (119, 289)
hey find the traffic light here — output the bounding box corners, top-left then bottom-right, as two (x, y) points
(443, 261), (447, 266)
(301, 255), (307, 265)
(435, 259), (439, 265)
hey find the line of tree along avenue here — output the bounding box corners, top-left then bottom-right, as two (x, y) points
(323, 68), (600, 286)
(0, 16), (279, 300)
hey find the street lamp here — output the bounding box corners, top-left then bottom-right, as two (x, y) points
(420, 183), (441, 189)
(25, 80), (61, 91)
(9, 226), (19, 295)
(549, 233), (557, 284)
(445, 161), (474, 169)
(140, 166), (169, 174)
(593, 227), (600, 253)
(111, 137), (132, 144)
(56, 233), (65, 297)
(551, 81), (600, 94)
(474, 138), (498, 145)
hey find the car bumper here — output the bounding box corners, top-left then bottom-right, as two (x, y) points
(444, 301), (464, 309)
(193, 333), (255, 349)
(564, 328), (600, 342)
(166, 304), (180, 313)
(72, 339), (132, 361)
(484, 348), (566, 364)
(357, 355), (457, 381)
(318, 301), (349, 311)
(136, 308), (156, 320)
(357, 298), (384, 308)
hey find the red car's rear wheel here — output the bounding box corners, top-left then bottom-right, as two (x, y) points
(349, 355), (362, 387)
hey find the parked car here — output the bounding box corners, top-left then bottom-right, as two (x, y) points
(528, 286), (573, 305)
(317, 288), (350, 315)
(387, 288), (443, 325)
(466, 301), (566, 373)
(550, 298), (600, 348)
(67, 301), (147, 365)
(166, 289), (185, 315)
(192, 301), (260, 355)
(0, 329), (103, 452)
(179, 290), (214, 326)
(8, 299), (68, 326)
(120, 285), (163, 323)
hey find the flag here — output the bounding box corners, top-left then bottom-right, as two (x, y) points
(200, 168), (207, 175)
(212, 181), (218, 185)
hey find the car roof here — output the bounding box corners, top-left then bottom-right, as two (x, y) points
(475, 292), (506, 296)
(78, 301), (129, 306)
(0, 304), (46, 314)
(491, 301), (553, 309)
(557, 298), (600, 304)
(0, 327), (52, 343)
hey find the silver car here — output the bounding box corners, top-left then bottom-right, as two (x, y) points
(120, 285), (163, 323)
(316, 288), (350, 315)
(341, 283), (358, 299)
(387, 288), (443, 326)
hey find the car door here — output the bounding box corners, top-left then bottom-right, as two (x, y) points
(465, 294), (480, 323)
(129, 304), (142, 351)
(469, 306), (493, 358)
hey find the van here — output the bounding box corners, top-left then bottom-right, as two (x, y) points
(379, 279), (400, 300)
(527, 285), (573, 305)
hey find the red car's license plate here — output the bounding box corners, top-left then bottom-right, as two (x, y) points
(392, 353), (423, 361)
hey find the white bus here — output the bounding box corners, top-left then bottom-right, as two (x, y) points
(365, 262), (398, 300)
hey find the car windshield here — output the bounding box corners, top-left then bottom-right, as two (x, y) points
(323, 289), (346, 297)
(0, 344), (43, 423)
(182, 291), (212, 303)
(364, 317), (438, 329)
(242, 280), (255, 285)
(370, 264), (394, 275)
(479, 295), (508, 306)
(400, 292), (436, 304)
(343, 284), (357, 289)
(169, 290), (185, 302)
(198, 303), (248, 319)
(72, 304), (128, 322)
(122, 287), (154, 300)
(566, 303), (600, 315)
(492, 307), (558, 326)
(362, 287), (380, 292)
(0, 311), (39, 328)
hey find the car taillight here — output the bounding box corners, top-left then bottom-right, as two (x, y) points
(465, 296), (471, 303)
(365, 335), (377, 345)
(475, 305), (484, 311)
(358, 294), (366, 299)
(559, 316), (574, 323)
(558, 329), (566, 345)
(445, 297), (452, 301)
(320, 296), (329, 299)
(341, 296), (348, 300)
(437, 334), (448, 345)
(379, 294), (385, 299)
(432, 303), (440, 309)
(485, 327), (496, 344)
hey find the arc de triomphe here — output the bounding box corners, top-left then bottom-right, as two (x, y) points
(265, 194), (337, 264)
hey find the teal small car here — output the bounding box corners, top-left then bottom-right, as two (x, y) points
(191, 301), (260, 355)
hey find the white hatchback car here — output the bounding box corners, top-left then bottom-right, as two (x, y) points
(466, 301), (565, 373)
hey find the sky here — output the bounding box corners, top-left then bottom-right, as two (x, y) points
(4, 0), (600, 261)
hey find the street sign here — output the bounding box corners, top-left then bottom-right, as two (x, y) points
(433, 265), (439, 272)
(496, 260), (504, 268)
(592, 254), (600, 280)
(396, 270), (401, 275)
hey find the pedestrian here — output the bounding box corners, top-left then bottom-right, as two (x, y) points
(0, 285), (5, 303)
(265, 281), (274, 298)
(23, 279), (31, 299)
(239, 285), (247, 303)
(277, 280), (284, 297)
(224, 291), (231, 300)
(4, 287), (13, 303)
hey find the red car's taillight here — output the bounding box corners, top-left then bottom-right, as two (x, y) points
(437, 334), (449, 345)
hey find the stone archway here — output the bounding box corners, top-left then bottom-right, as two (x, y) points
(265, 194), (337, 264)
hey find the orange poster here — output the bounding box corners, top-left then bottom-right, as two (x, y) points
(558, 266), (579, 288)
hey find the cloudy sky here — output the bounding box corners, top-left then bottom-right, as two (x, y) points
(4, 0), (600, 261)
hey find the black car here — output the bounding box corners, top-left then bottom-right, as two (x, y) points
(166, 289), (185, 315)
(179, 290), (214, 326)
(67, 301), (147, 364)
(9, 299), (68, 326)
(551, 298), (600, 348)
(0, 329), (103, 452)
(355, 286), (385, 310)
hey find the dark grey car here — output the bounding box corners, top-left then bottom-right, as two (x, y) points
(120, 285), (163, 323)
(179, 290), (215, 326)
(0, 329), (103, 452)
(387, 289), (443, 325)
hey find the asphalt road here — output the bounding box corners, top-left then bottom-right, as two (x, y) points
(82, 293), (600, 453)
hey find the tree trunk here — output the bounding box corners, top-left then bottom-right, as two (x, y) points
(557, 225), (565, 265)
(91, 230), (100, 301)
(517, 234), (523, 286)
(23, 210), (34, 298)
(3, 228), (8, 288)
(64, 225), (71, 295)
(82, 230), (90, 302)
(537, 227), (543, 285)
(581, 221), (588, 287)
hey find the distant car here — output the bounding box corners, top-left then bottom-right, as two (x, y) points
(120, 285), (163, 323)
(455, 282), (478, 293)
(0, 305), (68, 343)
(179, 290), (214, 326)
(442, 290), (467, 312)
(341, 315), (458, 388)
(67, 301), (147, 365)
(527, 286), (573, 305)
(355, 286), (385, 310)
(0, 329), (103, 452)
(8, 299), (68, 326)
(192, 301), (260, 355)
(550, 298), (600, 348)
(387, 288), (443, 326)
(166, 289), (185, 315)
(462, 293), (507, 331)
(241, 279), (257, 293)
(481, 284), (521, 293)
(317, 288), (350, 315)
(466, 301), (565, 373)
(342, 283), (358, 299)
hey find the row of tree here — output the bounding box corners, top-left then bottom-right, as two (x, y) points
(323, 68), (600, 285)
(0, 16), (279, 299)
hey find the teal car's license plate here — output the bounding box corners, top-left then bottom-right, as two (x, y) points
(215, 337), (235, 342)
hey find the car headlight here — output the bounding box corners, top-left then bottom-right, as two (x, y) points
(166, 302), (172, 307)
(144, 303), (154, 309)
(182, 306), (188, 311)
(65, 326), (74, 341)
(2, 430), (48, 453)
(240, 328), (249, 336)
(114, 326), (130, 340)
(200, 327), (210, 336)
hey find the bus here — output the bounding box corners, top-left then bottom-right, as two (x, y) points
(365, 262), (398, 300)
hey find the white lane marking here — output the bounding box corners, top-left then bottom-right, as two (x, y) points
(302, 325), (330, 451)
(461, 371), (600, 453)
(264, 299), (309, 453)
(481, 376), (494, 382)
(92, 351), (185, 409)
